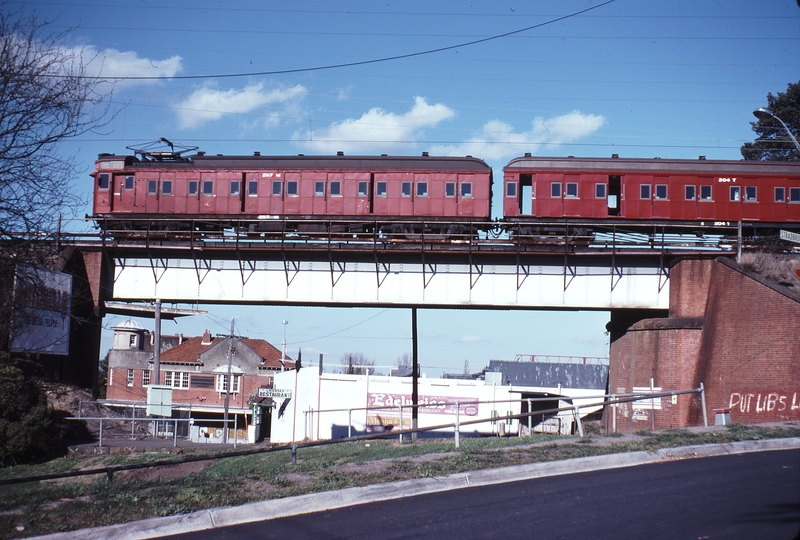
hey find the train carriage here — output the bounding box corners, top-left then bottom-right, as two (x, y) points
(503, 154), (800, 234)
(92, 150), (493, 236)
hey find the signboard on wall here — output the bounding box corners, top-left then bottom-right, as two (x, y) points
(10, 265), (72, 355)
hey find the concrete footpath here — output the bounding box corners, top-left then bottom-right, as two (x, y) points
(34, 437), (800, 540)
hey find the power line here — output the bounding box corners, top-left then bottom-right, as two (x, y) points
(73, 1), (617, 81)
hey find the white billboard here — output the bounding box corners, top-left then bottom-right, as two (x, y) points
(10, 265), (72, 355)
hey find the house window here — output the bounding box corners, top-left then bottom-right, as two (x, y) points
(416, 182), (428, 197)
(216, 374), (241, 394)
(640, 184), (651, 200)
(164, 371), (172, 386)
(460, 182), (472, 198)
(230, 180), (240, 195)
(376, 182), (387, 196)
(685, 185), (696, 200)
(124, 176), (134, 190)
(127, 369), (134, 387)
(202, 180), (214, 195)
(565, 183), (578, 198)
(775, 187), (785, 202)
(357, 181), (368, 196)
(730, 186), (740, 201)
(162, 180), (173, 195)
(445, 182), (456, 197)
(188, 180), (199, 195)
(551, 183), (562, 198)
(248, 181), (258, 195)
(700, 185), (712, 200)
(272, 181), (282, 195)
(165, 371), (189, 388)
(147, 180), (158, 194)
(129, 334), (137, 347)
(287, 181), (298, 196)
(790, 187), (800, 203)
(330, 181), (341, 196)
(655, 185), (667, 200)
(98, 173), (110, 189)
(745, 186), (756, 201)
(142, 370), (151, 386)
(401, 182), (412, 196)
(506, 182), (517, 197)
(595, 184), (606, 198)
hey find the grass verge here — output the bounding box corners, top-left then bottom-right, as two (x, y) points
(1, 423), (799, 538)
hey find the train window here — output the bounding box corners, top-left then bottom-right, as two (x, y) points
(272, 181), (282, 195)
(461, 182), (472, 198)
(377, 182), (387, 196)
(775, 187), (785, 202)
(550, 183), (561, 198)
(730, 186), (740, 201)
(565, 183), (578, 198)
(506, 183), (517, 197)
(358, 181), (368, 196)
(230, 181), (240, 195)
(314, 181), (325, 196)
(790, 187), (800, 202)
(330, 181), (341, 196)
(700, 185), (712, 200)
(685, 185), (696, 200)
(147, 180), (158, 194)
(248, 181), (258, 195)
(161, 180), (172, 195)
(640, 184), (651, 200)
(401, 182), (412, 196)
(744, 186), (756, 201)
(445, 182), (456, 197)
(124, 176), (134, 190)
(97, 173), (110, 189)
(188, 181), (198, 195)
(416, 182), (428, 197)
(595, 184), (606, 198)
(287, 181), (298, 196)
(202, 180), (214, 195)
(655, 185), (667, 200)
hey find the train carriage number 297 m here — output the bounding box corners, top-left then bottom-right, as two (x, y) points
(261, 173), (282, 178)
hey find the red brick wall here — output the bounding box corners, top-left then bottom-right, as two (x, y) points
(606, 257), (800, 433)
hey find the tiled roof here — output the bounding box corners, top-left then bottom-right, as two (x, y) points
(158, 335), (294, 370)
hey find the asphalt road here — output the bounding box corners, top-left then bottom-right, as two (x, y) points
(162, 449), (800, 540)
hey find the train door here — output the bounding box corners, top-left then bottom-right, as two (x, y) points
(283, 172), (301, 215)
(113, 173), (136, 212)
(372, 173), (389, 215)
(504, 173), (531, 216)
(457, 174), (475, 217)
(199, 172), (216, 214)
(351, 172), (371, 216)
(537, 173), (563, 218)
(308, 172), (327, 216)
(740, 180), (760, 222)
(133, 175), (148, 212)
(626, 174), (653, 219)
(607, 175), (621, 216)
(696, 178), (715, 220)
(562, 174), (581, 217)
(243, 172), (261, 214)
(651, 176), (670, 219)
(414, 173), (431, 217)
(157, 173), (175, 214)
(326, 173), (344, 216)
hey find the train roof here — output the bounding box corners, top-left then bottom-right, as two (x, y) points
(96, 152), (492, 172)
(504, 155), (800, 176)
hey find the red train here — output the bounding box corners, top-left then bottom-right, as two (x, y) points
(503, 154), (800, 229)
(92, 148), (493, 235)
(92, 144), (800, 238)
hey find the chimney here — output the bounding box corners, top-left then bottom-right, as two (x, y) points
(201, 330), (212, 345)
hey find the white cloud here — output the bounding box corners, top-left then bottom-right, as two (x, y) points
(82, 47), (182, 82)
(458, 335), (484, 343)
(175, 84), (307, 129)
(431, 111), (606, 160)
(298, 96), (454, 154)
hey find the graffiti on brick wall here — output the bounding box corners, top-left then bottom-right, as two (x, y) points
(729, 392), (800, 414)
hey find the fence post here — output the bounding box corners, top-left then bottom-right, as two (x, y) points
(131, 412), (135, 440)
(173, 419), (178, 447)
(291, 443), (297, 466)
(454, 402), (460, 449)
(348, 409), (352, 438)
(399, 405), (404, 443)
(99, 418), (103, 448)
(612, 395), (617, 434)
(574, 405), (584, 437)
(527, 398), (532, 435)
(234, 415), (238, 449)
(700, 382), (708, 427)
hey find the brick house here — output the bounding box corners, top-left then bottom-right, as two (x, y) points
(105, 322), (293, 441)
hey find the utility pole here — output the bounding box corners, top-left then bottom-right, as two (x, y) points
(222, 318), (235, 444)
(412, 308), (418, 442)
(153, 299), (162, 384)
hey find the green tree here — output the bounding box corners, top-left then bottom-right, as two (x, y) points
(741, 81), (800, 161)
(0, 354), (56, 467)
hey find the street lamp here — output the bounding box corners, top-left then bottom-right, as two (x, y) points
(281, 320), (288, 372)
(753, 108), (800, 153)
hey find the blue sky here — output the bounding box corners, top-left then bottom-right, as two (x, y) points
(15, 0), (799, 375)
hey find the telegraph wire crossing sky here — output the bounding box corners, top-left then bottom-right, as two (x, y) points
(17, 0), (799, 375)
